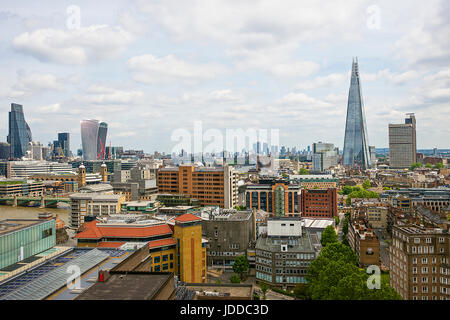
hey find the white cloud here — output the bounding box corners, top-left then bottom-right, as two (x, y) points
(37, 103), (61, 113)
(13, 25), (134, 64)
(295, 73), (349, 90)
(127, 54), (228, 84)
(81, 85), (145, 105)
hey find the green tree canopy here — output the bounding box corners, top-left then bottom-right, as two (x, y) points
(425, 163), (433, 169)
(298, 168), (309, 175)
(230, 274), (240, 283)
(410, 162), (422, 171)
(232, 255), (249, 280)
(434, 163), (444, 169)
(362, 179), (371, 190)
(346, 189), (379, 205)
(306, 242), (402, 300)
(321, 225), (338, 247)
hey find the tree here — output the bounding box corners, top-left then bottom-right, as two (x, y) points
(232, 255), (249, 280)
(362, 179), (371, 190)
(341, 186), (353, 195)
(425, 163), (433, 169)
(409, 162), (422, 171)
(260, 282), (269, 300)
(230, 274), (240, 283)
(298, 168), (309, 175)
(320, 225), (338, 247)
(382, 186), (391, 190)
(434, 163), (444, 169)
(334, 216), (340, 225)
(293, 283), (308, 300)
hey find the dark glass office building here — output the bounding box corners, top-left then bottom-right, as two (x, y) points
(58, 132), (70, 157)
(7, 103), (32, 159)
(343, 58), (371, 170)
(97, 122), (108, 160)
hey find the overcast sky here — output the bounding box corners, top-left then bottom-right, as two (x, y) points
(0, 0), (449, 154)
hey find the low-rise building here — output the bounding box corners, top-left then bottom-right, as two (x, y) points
(255, 217), (321, 290)
(0, 179), (44, 197)
(201, 207), (256, 269)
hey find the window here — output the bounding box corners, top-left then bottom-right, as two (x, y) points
(42, 228), (53, 238)
(154, 265), (160, 272)
(162, 255), (168, 262)
(162, 263), (168, 271)
(154, 256), (161, 263)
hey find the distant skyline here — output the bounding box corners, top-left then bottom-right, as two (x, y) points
(1, 0), (450, 153)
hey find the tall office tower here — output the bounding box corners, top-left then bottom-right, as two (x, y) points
(58, 132), (70, 157)
(7, 103), (32, 159)
(312, 142), (339, 172)
(97, 122), (108, 160)
(80, 119), (99, 160)
(369, 146), (377, 168)
(389, 113), (417, 169)
(343, 58), (371, 170)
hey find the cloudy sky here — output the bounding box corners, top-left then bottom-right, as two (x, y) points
(1, 0), (449, 154)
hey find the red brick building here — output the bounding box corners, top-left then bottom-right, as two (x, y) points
(300, 188), (338, 218)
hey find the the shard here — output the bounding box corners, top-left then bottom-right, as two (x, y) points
(343, 58), (371, 170)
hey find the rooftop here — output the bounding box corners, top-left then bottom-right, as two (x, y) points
(0, 219), (50, 236)
(75, 271), (173, 300)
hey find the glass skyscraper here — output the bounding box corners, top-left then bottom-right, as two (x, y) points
(97, 122), (108, 160)
(7, 103), (32, 159)
(58, 132), (70, 157)
(343, 58), (371, 170)
(80, 119), (108, 160)
(80, 119), (100, 160)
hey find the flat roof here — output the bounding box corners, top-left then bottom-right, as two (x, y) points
(76, 272), (173, 300)
(0, 219), (49, 236)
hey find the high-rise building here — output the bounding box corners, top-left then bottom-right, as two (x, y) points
(58, 132), (70, 157)
(97, 122), (108, 160)
(0, 142), (10, 160)
(81, 119), (100, 160)
(343, 58), (371, 170)
(312, 142), (338, 172)
(389, 114), (417, 169)
(7, 103), (32, 159)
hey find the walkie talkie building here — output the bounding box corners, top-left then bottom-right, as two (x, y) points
(343, 58), (371, 170)
(80, 119), (100, 161)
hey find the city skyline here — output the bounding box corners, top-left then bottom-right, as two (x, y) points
(0, 1), (449, 153)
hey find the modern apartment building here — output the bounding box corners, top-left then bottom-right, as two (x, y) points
(255, 217), (321, 290)
(157, 165), (238, 209)
(69, 193), (126, 229)
(390, 225), (450, 300)
(389, 114), (417, 169)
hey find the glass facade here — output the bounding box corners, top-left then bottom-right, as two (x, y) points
(7, 103), (32, 159)
(97, 122), (108, 160)
(0, 220), (56, 269)
(58, 132), (70, 157)
(81, 119), (100, 160)
(343, 58), (371, 170)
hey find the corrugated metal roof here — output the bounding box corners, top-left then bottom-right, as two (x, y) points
(1, 249), (109, 300)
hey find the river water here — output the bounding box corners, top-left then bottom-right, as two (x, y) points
(0, 205), (70, 225)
